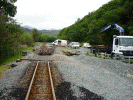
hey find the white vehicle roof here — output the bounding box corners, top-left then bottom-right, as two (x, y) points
(117, 36), (133, 38)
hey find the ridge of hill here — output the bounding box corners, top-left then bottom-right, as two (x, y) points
(21, 26), (60, 36)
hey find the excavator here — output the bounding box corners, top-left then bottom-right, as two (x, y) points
(100, 23), (133, 61)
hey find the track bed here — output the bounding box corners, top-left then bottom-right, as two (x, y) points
(26, 61), (56, 100)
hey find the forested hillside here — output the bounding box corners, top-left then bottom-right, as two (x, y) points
(22, 26), (60, 37)
(38, 29), (60, 37)
(57, 0), (133, 45)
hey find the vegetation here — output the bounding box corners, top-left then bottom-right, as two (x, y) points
(22, 27), (60, 37)
(21, 46), (34, 52)
(0, 54), (23, 65)
(0, 54), (22, 78)
(0, 0), (57, 75)
(0, 0), (17, 17)
(0, 65), (10, 78)
(57, 0), (133, 45)
(0, 46), (34, 66)
(19, 32), (34, 46)
(39, 35), (56, 42)
(30, 29), (57, 42)
(85, 52), (93, 57)
(0, 0), (35, 64)
(31, 29), (42, 42)
(0, 4), (23, 64)
(39, 30), (60, 37)
(0, 45), (35, 77)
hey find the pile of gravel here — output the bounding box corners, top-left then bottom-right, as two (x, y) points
(74, 54), (133, 78)
(0, 61), (31, 100)
(56, 81), (105, 100)
(54, 47), (133, 100)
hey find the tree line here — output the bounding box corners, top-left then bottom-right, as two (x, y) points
(57, 0), (133, 45)
(0, 0), (56, 64)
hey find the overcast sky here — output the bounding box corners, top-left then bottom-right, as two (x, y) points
(13, 0), (111, 30)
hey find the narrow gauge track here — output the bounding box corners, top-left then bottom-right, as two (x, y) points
(25, 61), (56, 100)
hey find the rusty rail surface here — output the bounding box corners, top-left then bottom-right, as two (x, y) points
(25, 61), (56, 100)
(48, 61), (56, 100)
(25, 61), (40, 100)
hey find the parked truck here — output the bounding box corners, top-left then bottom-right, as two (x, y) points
(100, 24), (133, 61)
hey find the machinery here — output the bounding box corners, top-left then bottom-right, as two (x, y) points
(101, 24), (133, 61)
(100, 24), (124, 35)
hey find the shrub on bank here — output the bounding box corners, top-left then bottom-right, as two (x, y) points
(19, 32), (34, 46)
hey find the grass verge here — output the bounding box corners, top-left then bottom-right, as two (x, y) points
(0, 65), (10, 78)
(1, 46), (34, 65)
(0, 46), (34, 78)
(85, 52), (93, 57)
(0, 54), (23, 66)
(21, 46), (34, 51)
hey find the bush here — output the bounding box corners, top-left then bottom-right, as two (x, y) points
(47, 36), (56, 42)
(31, 29), (41, 42)
(39, 35), (49, 42)
(38, 35), (56, 42)
(19, 32), (34, 46)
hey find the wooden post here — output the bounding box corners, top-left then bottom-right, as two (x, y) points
(115, 54), (117, 60)
(129, 56), (130, 64)
(92, 47), (93, 54)
(98, 48), (99, 57)
(88, 49), (90, 54)
(105, 52), (106, 59)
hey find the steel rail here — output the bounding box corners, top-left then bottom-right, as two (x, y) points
(48, 61), (56, 100)
(25, 61), (40, 100)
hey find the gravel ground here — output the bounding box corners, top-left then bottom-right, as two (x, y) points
(0, 51), (38, 100)
(0, 61), (31, 100)
(54, 47), (133, 100)
(0, 44), (133, 100)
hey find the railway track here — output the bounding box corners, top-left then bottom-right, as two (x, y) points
(25, 61), (56, 100)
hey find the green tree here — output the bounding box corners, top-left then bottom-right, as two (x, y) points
(39, 35), (49, 42)
(38, 35), (56, 42)
(31, 29), (41, 42)
(19, 32), (34, 46)
(0, 15), (23, 64)
(0, 0), (17, 17)
(47, 36), (56, 42)
(0, 0), (26, 64)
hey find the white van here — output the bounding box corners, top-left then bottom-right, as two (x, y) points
(52, 39), (68, 46)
